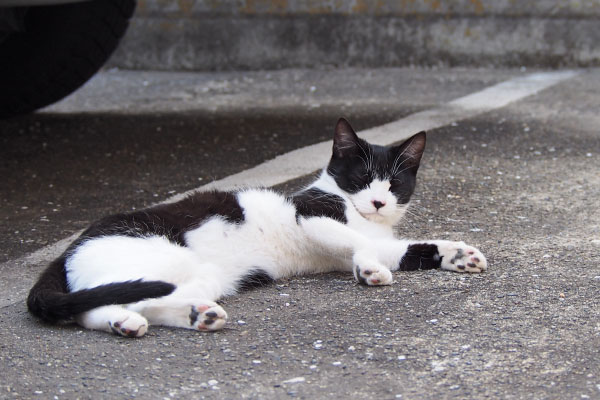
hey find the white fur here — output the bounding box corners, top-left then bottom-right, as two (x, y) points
(65, 169), (487, 336)
(432, 240), (488, 273)
(311, 173), (399, 236)
(348, 178), (404, 225)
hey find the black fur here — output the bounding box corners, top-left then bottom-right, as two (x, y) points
(354, 266), (368, 285)
(290, 188), (347, 223)
(189, 306), (200, 326)
(73, 190), (244, 247)
(27, 190), (242, 323)
(450, 248), (465, 264)
(27, 120), (430, 328)
(327, 118), (425, 204)
(27, 253), (175, 323)
(237, 269), (275, 292)
(398, 243), (442, 271)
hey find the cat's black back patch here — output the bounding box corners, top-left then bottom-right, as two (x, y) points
(74, 190), (244, 247)
(398, 243), (441, 271)
(290, 188), (347, 223)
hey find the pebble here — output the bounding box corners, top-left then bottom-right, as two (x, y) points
(431, 361), (446, 372)
(282, 377), (305, 384)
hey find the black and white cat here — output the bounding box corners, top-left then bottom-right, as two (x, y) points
(27, 118), (487, 338)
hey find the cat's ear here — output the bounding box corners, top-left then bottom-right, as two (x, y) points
(393, 131), (426, 173)
(332, 118), (360, 158)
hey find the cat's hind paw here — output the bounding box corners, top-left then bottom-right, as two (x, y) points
(108, 313), (148, 338)
(438, 241), (487, 273)
(189, 302), (228, 331)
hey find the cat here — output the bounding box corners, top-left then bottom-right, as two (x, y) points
(27, 118), (487, 338)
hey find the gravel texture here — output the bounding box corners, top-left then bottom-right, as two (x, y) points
(0, 68), (598, 399)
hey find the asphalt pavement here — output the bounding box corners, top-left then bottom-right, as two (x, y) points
(0, 67), (599, 399)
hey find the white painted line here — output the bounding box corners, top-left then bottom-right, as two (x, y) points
(172, 70), (580, 196)
(0, 70), (579, 307)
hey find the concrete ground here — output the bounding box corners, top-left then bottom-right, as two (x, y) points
(0, 67), (599, 399)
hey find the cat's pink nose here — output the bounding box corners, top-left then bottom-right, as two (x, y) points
(372, 200), (386, 210)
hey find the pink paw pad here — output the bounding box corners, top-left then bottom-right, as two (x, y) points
(189, 304), (227, 331)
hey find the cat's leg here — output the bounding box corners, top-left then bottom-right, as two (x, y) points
(128, 297), (228, 332)
(327, 233), (487, 274)
(430, 240), (487, 273)
(127, 279), (228, 331)
(76, 305), (149, 338)
(300, 216), (393, 286)
(352, 248), (394, 286)
(393, 241), (487, 273)
(301, 216), (487, 279)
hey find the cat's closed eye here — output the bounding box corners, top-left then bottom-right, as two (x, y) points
(390, 177), (403, 188)
(350, 169), (371, 188)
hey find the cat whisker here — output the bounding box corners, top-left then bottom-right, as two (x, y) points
(393, 161), (418, 176)
(402, 209), (429, 222)
(30, 119), (490, 340)
(357, 142), (373, 172)
(409, 202), (487, 232)
(391, 154), (415, 176)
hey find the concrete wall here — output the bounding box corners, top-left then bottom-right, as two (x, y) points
(108, 0), (600, 70)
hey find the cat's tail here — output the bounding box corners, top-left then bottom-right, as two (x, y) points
(27, 255), (176, 323)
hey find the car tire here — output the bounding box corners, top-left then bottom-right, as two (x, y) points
(0, 0), (135, 119)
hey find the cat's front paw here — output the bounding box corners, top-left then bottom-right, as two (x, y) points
(353, 252), (393, 285)
(438, 241), (487, 273)
(354, 264), (393, 285)
(189, 302), (228, 331)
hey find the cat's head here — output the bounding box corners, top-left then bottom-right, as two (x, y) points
(327, 118), (426, 225)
